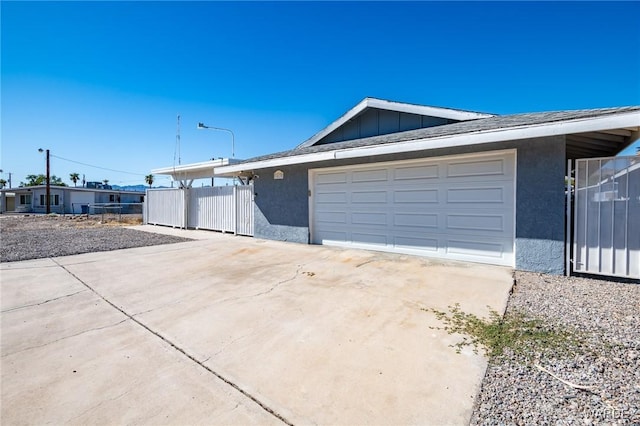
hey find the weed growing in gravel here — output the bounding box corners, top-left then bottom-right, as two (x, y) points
(426, 304), (585, 359)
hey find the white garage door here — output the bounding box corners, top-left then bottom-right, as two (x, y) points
(310, 150), (516, 266)
(69, 191), (95, 214)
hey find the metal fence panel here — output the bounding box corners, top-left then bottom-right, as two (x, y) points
(574, 156), (639, 279)
(189, 186), (235, 232)
(235, 185), (254, 236)
(145, 188), (185, 228)
(146, 185), (254, 236)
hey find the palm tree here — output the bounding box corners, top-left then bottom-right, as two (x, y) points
(70, 172), (80, 187)
(24, 174), (44, 186)
(0, 179), (6, 189)
(145, 174), (154, 188)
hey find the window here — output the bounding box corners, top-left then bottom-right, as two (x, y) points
(109, 194), (115, 202)
(19, 194), (32, 205)
(39, 194), (60, 206)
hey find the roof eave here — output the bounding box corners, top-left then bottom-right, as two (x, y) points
(152, 158), (243, 180)
(215, 110), (640, 176)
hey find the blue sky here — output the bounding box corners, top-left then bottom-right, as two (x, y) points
(2, 1), (639, 188)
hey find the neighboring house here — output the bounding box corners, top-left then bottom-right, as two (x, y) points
(209, 98), (639, 275)
(0, 185), (145, 214)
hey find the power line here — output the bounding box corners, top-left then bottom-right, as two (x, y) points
(50, 154), (146, 176)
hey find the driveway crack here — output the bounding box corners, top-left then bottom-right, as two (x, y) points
(2, 318), (129, 358)
(50, 259), (292, 426)
(250, 264), (303, 298)
(1, 289), (89, 313)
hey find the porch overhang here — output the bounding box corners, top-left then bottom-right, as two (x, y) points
(151, 158), (243, 181)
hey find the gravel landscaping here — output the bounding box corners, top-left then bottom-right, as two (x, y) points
(0, 214), (192, 262)
(471, 272), (640, 425)
(2, 214), (638, 424)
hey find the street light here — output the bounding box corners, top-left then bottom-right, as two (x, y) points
(38, 148), (51, 214)
(197, 122), (235, 158)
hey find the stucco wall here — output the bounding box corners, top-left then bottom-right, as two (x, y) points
(513, 136), (566, 274)
(253, 164), (310, 243)
(253, 136), (567, 274)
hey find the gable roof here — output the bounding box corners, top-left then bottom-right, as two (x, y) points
(215, 106), (640, 176)
(296, 97), (494, 149)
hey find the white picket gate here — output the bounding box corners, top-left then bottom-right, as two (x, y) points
(145, 185), (254, 236)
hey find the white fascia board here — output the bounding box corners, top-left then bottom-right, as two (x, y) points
(336, 111), (640, 160)
(216, 111), (640, 174)
(366, 98), (494, 120)
(215, 151), (337, 175)
(152, 158), (242, 179)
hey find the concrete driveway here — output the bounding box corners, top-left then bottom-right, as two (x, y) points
(1, 227), (513, 425)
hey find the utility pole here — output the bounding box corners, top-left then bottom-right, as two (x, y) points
(38, 148), (50, 213)
(45, 149), (50, 214)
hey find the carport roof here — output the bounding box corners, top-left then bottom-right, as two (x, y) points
(215, 106), (640, 176)
(152, 158), (243, 181)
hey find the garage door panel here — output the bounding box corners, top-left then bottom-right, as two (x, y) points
(447, 159), (506, 178)
(351, 232), (388, 245)
(394, 165), (439, 180)
(316, 172), (347, 184)
(446, 214), (506, 232)
(394, 235), (439, 251)
(352, 169), (388, 182)
(311, 151), (515, 266)
(446, 239), (507, 259)
(316, 192), (348, 203)
(351, 191), (387, 203)
(393, 189), (439, 203)
(351, 212), (387, 226)
(446, 187), (506, 203)
(316, 230), (348, 243)
(394, 213), (438, 228)
(316, 211), (347, 224)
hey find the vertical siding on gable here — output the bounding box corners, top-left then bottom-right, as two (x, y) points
(341, 119), (360, 141)
(359, 109), (379, 138)
(399, 112), (422, 132)
(422, 116), (450, 127)
(378, 110), (400, 134)
(316, 109), (457, 145)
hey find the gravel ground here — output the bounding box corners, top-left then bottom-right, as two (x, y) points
(3, 215), (638, 424)
(471, 272), (640, 426)
(0, 214), (192, 262)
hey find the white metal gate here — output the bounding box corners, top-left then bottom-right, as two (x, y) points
(573, 156), (639, 279)
(145, 185), (254, 236)
(145, 188), (185, 227)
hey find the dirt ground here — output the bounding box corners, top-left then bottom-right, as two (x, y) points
(0, 213), (143, 230)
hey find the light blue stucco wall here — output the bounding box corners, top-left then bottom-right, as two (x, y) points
(254, 164), (310, 243)
(513, 136), (566, 274)
(253, 136), (567, 274)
